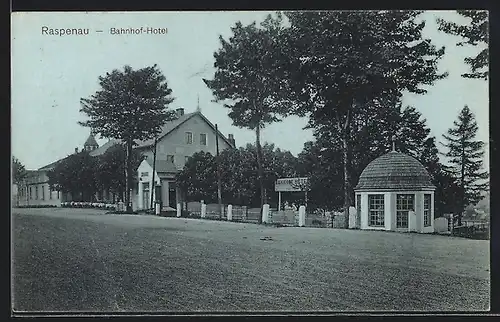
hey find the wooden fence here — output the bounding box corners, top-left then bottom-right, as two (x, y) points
(184, 201), (348, 228)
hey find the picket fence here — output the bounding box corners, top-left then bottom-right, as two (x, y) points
(185, 201), (347, 227)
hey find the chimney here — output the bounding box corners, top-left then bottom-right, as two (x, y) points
(228, 134), (235, 147)
(74, 147), (79, 154)
(176, 108), (185, 117)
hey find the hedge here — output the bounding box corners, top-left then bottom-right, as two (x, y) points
(61, 202), (116, 210)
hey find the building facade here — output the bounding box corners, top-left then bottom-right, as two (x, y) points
(17, 108), (235, 210)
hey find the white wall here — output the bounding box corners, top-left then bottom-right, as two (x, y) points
(136, 160), (161, 210)
(357, 189), (435, 234)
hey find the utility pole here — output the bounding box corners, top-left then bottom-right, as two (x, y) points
(215, 124), (223, 218)
(150, 137), (158, 210)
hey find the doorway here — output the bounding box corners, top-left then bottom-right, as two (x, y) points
(142, 182), (150, 209)
(168, 182), (176, 208)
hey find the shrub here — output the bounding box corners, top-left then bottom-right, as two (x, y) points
(61, 201), (116, 210)
(15, 205), (57, 208)
(106, 210), (139, 215)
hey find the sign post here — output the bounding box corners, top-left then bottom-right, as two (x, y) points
(275, 177), (310, 211)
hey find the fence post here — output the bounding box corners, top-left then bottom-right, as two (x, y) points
(450, 214), (454, 236)
(227, 205), (233, 221)
(201, 203), (206, 218)
(262, 204), (270, 223)
(176, 203), (181, 218)
(298, 205), (306, 227)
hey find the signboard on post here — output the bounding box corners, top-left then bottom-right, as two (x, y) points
(275, 177), (310, 192)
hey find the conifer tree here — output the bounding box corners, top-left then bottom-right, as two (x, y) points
(441, 105), (489, 225)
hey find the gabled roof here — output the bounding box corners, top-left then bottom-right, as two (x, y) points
(38, 110), (234, 169)
(89, 139), (121, 157)
(135, 111), (235, 149)
(145, 158), (178, 173)
(38, 156), (70, 171)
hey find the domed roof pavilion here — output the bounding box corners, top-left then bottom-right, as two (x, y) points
(353, 137), (435, 234)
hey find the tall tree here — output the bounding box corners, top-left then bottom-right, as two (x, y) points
(277, 11), (447, 227)
(441, 105), (489, 225)
(12, 156), (27, 185)
(203, 14), (290, 223)
(80, 65), (176, 212)
(177, 151), (218, 203)
(177, 144), (298, 209)
(48, 151), (98, 201)
(96, 144), (143, 202)
(437, 10), (488, 80)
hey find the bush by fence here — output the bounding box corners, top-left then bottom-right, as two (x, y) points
(61, 202), (116, 210)
(15, 205), (58, 208)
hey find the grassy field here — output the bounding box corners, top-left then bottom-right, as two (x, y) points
(11, 208), (490, 313)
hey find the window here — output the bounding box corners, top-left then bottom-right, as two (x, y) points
(57, 191), (60, 199)
(167, 155), (174, 163)
(396, 194), (415, 228)
(49, 185), (52, 199)
(368, 195), (385, 227)
(29, 186), (33, 200)
(185, 132), (193, 144)
(200, 133), (207, 146)
(185, 156), (190, 164)
(35, 186), (39, 200)
(423, 194), (432, 227)
(141, 172), (149, 177)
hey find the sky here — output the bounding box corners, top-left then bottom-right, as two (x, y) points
(11, 11), (489, 170)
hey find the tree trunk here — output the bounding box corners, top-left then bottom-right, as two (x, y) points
(125, 141), (133, 212)
(256, 125), (264, 224)
(342, 134), (351, 229)
(339, 104), (353, 229)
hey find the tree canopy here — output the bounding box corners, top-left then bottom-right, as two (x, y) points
(437, 10), (488, 80)
(176, 144), (298, 208)
(272, 11), (448, 227)
(48, 151), (98, 202)
(79, 64), (176, 211)
(12, 156), (27, 185)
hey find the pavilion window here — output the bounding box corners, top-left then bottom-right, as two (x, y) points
(423, 194), (432, 227)
(368, 194), (384, 227)
(396, 194), (415, 228)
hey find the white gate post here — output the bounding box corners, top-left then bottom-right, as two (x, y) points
(298, 205), (306, 227)
(227, 204), (233, 221)
(177, 203), (181, 217)
(278, 191), (282, 211)
(262, 204), (270, 223)
(201, 203), (207, 218)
